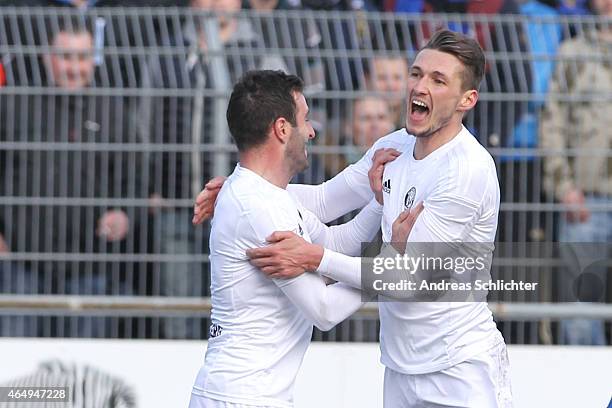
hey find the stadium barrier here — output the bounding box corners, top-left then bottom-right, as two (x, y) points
(0, 7), (610, 343)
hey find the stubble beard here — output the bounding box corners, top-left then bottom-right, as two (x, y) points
(287, 131), (309, 176)
(407, 110), (454, 139)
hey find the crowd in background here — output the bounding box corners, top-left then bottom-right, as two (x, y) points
(0, 0), (600, 15)
(0, 0), (610, 344)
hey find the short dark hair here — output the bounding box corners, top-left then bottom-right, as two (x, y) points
(227, 70), (304, 152)
(422, 29), (485, 91)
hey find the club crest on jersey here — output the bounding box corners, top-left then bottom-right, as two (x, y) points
(382, 179), (391, 194)
(404, 187), (416, 210)
(209, 323), (223, 338)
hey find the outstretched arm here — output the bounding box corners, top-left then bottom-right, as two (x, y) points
(192, 148), (400, 225)
(287, 148), (400, 222)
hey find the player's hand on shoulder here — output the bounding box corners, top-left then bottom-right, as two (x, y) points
(247, 231), (324, 280)
(192, 176), (227, 225)
(368, 148), (400, 205)
(391, 202), (424, 253)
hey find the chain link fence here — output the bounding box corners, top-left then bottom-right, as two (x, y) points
(0, 8), (610, 343)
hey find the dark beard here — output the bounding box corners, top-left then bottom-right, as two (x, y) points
(286, 136), (308, 176)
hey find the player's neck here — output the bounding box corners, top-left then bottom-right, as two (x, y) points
(239, 151), (291, 189)
(413, 121), (463, 160)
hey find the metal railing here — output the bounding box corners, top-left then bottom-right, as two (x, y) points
(0, 8), (610, 343)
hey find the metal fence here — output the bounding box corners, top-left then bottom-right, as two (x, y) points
(0, 8), (610, 344)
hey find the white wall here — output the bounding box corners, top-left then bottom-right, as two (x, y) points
(0, 339), (610, 408)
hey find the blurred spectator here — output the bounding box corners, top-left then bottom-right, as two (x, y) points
(517, 0), (562, 112)
(553, 0), (593, 37)
(540, 0), (611, 345)
(0, 19), (147, 337)
(140, 0), (288, 339)
(383, 0), (423, 12)
(189, 0), (288, 76)
(556, 0), (591, 14)
(0, 0), (188, 90)
(364, 55), (409, 128)
(243, 0), (293, 9)
(291, 0), (381, 10)
(349, 96), (395, 153)
(0, 0), (187, 6)
(243, 0), (325, 93)
(323, 96), (394, 178)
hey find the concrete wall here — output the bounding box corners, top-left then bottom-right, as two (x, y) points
(0, 339), (610, 407)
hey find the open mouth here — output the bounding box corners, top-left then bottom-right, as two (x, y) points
(410, 98), (430, 121)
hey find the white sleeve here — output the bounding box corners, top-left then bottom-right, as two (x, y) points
(287, 132), (407, 222)
(298, 199), (382, 256)
(286, 141), (383, 222)
(317, 249), (363, 289)
(286, 171), (371, 223)
(313, 245), (406, 293)
(246, 202), (364, 331)
(273, 275), (364, 331)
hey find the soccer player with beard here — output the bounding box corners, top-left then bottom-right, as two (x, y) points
(194, 30), (512, 407)
(189, 70), (421, 408)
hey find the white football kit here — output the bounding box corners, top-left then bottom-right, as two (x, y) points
(190, 164), (382, 408)
(289, 126), (512, 407)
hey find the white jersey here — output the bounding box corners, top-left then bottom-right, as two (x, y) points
(376, 127), (501, 374)
(296, 126), (503, 375)
(192, 164), (382, 407)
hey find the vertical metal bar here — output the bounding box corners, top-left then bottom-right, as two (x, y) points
(202, 15), (231, 180)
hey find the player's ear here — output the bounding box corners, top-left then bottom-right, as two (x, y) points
(272, 116), (291, 144)
(458, 89), (478, 113)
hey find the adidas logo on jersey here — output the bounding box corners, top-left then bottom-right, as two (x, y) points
(382, 179), (391, 194)
(296, 210), (304, 236)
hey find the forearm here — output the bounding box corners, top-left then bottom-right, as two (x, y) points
(318, 199), (382, 256)
(315, 244), (414, 296)
(315, 246), (418, 299)
(275, 274), (364, 331)
(318, 241), (491, 301)
(317, 249), (363, 289)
